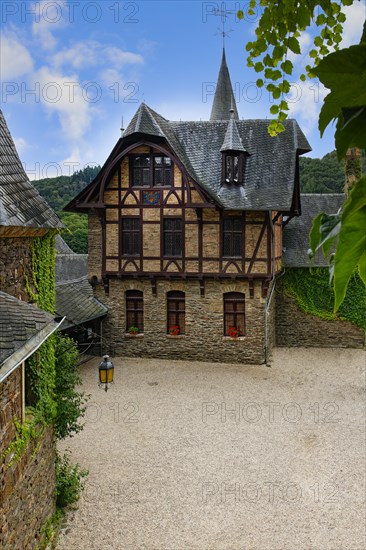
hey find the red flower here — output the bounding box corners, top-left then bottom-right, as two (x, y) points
(169, 325), (180, 336)
(228, 326), (241, 338)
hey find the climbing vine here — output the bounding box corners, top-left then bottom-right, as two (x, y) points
(280, 268), (366, 329)
(27, 232), (58, 424)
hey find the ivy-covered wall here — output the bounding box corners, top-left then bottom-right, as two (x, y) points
(276, 268), (365, 348)
(279, 268), (366, 329)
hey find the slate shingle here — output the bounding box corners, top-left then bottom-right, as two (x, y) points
(0, 110), (63, 229)
(56, 277), (108, 329)
(0, 292), (56, 366)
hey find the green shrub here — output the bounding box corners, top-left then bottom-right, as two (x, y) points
(55, 451), (88, 510)
(54, 334), (89, 440)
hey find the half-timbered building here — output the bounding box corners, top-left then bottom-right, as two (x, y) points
(66, 50), (311, 364)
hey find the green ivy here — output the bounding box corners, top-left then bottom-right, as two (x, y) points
(280, 268), (366, 329)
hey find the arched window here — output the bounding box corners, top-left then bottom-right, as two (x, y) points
(126, 290), (144, 333)
(167, 291), (185, 335)
(223, 292), (245, 336)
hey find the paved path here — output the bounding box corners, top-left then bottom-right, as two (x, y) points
(58, 348), (365, 550)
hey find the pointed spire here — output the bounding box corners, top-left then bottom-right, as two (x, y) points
(220, 115), (246, 153)
(210, 49), (239, 121)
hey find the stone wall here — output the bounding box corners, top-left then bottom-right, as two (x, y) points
(94, 278), (267, 364)
(0, 237), (33, 301)
(0, 422), (56, 550)
(276, 291), (365, 348)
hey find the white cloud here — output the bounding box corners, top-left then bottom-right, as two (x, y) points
(99, 68), (123, 88)
(13, 137), (31, 153)
(104, 47), (143, 68)
(287, 79), (328, 135)
(340, 1), (366, 47)
(0, 33), (34, 79)
(31, 0), (66, 51)
(34, 66), (92, 141)
(52, 41), (143, 71)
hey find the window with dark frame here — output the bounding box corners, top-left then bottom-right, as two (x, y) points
(167, 291), (185, 335)
(130, 154), (173, 187)
(222, 217), (243, 258)
(126, 290), (144, 332)
(163, 218), (183, 257)
(223, 292), (245, 336)
(122, 217), (141, 256)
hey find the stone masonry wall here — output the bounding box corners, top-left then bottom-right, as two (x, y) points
(276, 291), (365, 348)
(0, 422), (56, 550)
(0, 237), (34, 300)
(94, 278), (267, 364)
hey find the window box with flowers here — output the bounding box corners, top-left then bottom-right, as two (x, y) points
(224, 326), (245, 341)
(167, 325), (185, 339)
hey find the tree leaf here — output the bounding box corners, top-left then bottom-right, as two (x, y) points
(358, 250), (366, 286)
(288, 36), (301, 54)
(335, 107), (366, 159)
(333, 178), (366, 311)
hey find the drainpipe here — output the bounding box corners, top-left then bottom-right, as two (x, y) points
(264, 211), (277, 365)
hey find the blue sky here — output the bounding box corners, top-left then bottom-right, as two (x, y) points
(1, 0), (365, 179)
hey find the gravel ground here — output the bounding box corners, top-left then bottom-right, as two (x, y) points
(57, 347), (365, 550)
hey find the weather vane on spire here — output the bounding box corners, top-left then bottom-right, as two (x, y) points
(212, 5), (235, 47)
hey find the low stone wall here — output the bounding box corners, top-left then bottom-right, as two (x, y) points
(276, 291), (365, 348)
(0, 370), (56, 550)
(95, 278), (267, 364)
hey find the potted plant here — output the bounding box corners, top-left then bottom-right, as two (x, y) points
(169, 325), (180, 336)
(228, 326), (242, 338)
(127, 326), (139, 335)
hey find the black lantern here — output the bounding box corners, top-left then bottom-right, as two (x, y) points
(98, 355), (114, 392)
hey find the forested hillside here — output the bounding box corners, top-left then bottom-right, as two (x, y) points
(299, 150), (366, 193)
(32, 152), (365, 253)
(33, 166), (100, 253)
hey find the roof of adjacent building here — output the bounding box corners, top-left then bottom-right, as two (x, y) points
(283, 193), (345, 267)
(0, 110), (63, 230)
(0, 292), (61, 380)
(56, 277), (108, 330)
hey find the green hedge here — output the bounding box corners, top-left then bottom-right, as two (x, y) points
(280, 268), (366, 330)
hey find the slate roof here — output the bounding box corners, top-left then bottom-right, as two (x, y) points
(0, 110), (63, 229)
(56, 277), (108, 330)
(210, 49), (239, 121)
(55, 234), (74, 254)
(283, 194), (345, 267)
(67, 51), (311, 214)
(121, 109), (311, 211)
(0, 291), (60, 376)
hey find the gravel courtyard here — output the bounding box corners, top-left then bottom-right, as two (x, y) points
(57, 348), (365, 550)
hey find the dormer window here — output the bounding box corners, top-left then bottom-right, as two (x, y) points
(130, 154), (173, 187)
(223, 153), (243, 185)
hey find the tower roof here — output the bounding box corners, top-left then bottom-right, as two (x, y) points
(123, 103), (166, 138)
(210, 49), (239, 121)
(220, 113), (247, 153)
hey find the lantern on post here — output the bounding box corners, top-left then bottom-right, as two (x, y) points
(98, 355), (114, 392)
